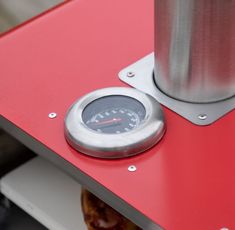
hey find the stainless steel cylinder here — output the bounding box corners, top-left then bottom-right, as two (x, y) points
(154, 0), (235, 103)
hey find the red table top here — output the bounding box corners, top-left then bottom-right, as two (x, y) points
(0, 0), (235, 229)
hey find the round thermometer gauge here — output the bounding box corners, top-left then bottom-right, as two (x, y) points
(65, 87), (165, 158)
(82, 96), (146, 134)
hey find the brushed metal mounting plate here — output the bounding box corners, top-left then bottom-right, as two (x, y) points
(119, 53), (235, 126)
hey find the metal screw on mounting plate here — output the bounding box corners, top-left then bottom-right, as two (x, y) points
(127, 72), (135, 78)
(48, 112), (57, 119)
(198, 114), (207, 120)
(128, 165), (137, 172)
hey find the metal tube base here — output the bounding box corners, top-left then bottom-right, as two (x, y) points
(119, 53), (235, 126)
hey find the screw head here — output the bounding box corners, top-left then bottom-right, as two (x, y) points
(48, 112), (57, 119)
(221, 228), (229, 230)
(127, 72), (135, 78)
(198, 114), (207, 120)
(128, 165), (137, 172)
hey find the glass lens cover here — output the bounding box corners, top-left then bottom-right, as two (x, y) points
(82, 96), (146, 134)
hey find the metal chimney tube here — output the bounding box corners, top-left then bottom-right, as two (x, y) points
(154, 0), (235, 103)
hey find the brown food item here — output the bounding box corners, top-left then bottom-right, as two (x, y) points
(81, 189), (142, 230)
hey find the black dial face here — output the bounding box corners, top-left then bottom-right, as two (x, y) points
(82, 96), (146, 134)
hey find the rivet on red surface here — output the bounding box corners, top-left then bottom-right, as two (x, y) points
(48, 112), (57, 119)
(128, 165), (137, 172)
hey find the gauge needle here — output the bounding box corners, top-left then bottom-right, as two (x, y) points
(95, 118), (122, 126)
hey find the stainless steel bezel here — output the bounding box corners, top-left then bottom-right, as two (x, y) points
(64, 87), (165, 158)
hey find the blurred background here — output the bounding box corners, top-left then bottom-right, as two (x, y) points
(0, 0), (63, 33)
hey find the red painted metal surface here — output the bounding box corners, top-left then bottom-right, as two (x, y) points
(0, 0), (235, 229)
